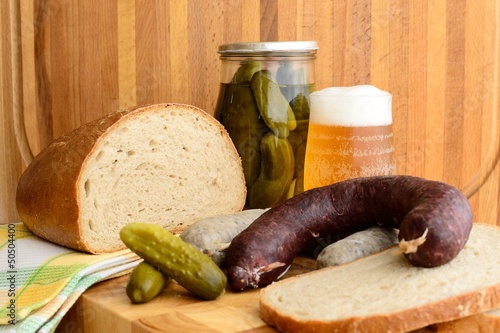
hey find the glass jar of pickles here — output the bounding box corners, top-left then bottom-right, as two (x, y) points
(214, 41), (318, 208)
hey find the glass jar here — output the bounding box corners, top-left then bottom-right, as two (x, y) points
(214, 41), (318, 209)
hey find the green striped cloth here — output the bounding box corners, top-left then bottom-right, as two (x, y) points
(0, 223), (141, 333)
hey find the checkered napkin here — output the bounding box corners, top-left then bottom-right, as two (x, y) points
(0, 223), (141, 333)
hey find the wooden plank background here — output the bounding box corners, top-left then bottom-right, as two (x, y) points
(1, 0), (499, 225)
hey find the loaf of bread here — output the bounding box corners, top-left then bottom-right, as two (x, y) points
(16, 103), (246, 253)
(260, 223), (500, 333)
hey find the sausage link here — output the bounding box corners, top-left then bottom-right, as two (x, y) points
(225, 175), (473, 291)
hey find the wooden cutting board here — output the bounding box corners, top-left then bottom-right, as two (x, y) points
(56, 257), (438, 333)
(57, 257), (317, 333)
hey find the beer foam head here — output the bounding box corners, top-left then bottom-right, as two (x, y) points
(309, 85), (392, 126)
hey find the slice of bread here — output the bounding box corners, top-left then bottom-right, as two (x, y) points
(427, 308), (500, 332)
(260, 223), (500, 333)
(16, 103), (246, 253)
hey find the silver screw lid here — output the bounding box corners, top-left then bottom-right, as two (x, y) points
(218, 41), (318, 56)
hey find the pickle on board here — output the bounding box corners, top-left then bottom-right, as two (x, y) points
(126, 261), (171, 303)
(120, 223), (227, 300)
(251, 70), (297, 138)
(248, 133), (295, 208)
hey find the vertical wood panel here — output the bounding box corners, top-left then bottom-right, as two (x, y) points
(370, 0), (391, 90)
(477, 0), (500, 224)
(33, 0), (54, 149)
(260, 0), (278, 41)
(51, 2), (77, 135)
(444, 0), (466, 186)
(204, 1), (225, 113)
(188, 1), (209, 109)
(299, 0), (315, 40)
(117, 0), (136, 108)
(135, 0), (168, 106)
(312, 1), (333, 86)
(277, 0), (297, 40)
(1, 0), (499, 225)
(1, 0), (23, 223)
(241, 0), (260, 41)
(169, 0), (189, 103)
(388, 0), (409, 174)
(425, 0), (446, 180)
(350, 0), (372, 84)
(461, 0), (484, 212)
(19, 1), (37, 155)
(221, 1), (242, 41)
(405, 1), (427, 176)
(332, 2), (348, 84)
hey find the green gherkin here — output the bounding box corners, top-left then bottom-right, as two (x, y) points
(251, 70), (297, 138)
(289, 92), (310, 121)
(120, 223), (227, 300)
(288, 93), (311, 195)
(248, 133), (295, 208)
(231, 61), (261, 83)
(126, 261), (171, 303)
(218, 83), (265, 188)
(216, 61), (315, 208)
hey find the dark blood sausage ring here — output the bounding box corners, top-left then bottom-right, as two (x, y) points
(225, 175), (473, 291)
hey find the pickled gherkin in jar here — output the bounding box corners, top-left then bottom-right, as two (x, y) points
(215, 41), (318, 208)
(216, 82), (266, 188)
(248, 133), (295, 208)
(216, 77), (314, 208)
(231, 61), (261, 83)
(288, 93), (311, 195)
(251, 70), (297, 138)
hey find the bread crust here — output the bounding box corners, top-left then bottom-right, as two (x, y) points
(16, 109), (125, 252)
(430, 310), (500, 333)
(16, 103), (245, 253)
(261, 285), (500, 333)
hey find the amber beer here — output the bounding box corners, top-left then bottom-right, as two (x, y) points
(304, 85), (396, 190)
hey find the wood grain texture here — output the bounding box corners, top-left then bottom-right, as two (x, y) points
(56, 258), (320, 333)
(1, 0), (27, 223)
(55, 257), (447, 333)
(1, 0), (499, 225)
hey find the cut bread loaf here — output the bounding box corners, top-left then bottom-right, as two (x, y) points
(260, 223), (500, 333)
(16, 103), (246, 253)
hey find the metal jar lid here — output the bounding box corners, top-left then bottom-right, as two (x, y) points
(218, 41), (318, 57)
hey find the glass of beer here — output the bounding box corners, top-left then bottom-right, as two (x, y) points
(303, 85), (396, 190)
